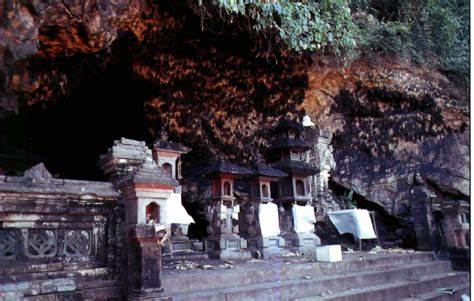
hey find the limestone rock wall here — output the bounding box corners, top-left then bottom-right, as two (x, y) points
(301, 55), (469, 248)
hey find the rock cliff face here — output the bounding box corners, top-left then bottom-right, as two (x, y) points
(301, 55), (469, 247)
(302, 55), (469, 204)
(0, 0), (469, 248)
(0, 0), (150, 114)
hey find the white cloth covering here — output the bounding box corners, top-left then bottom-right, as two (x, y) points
(292, 205), (316, 234)
(218, 204), (227, 220)
(302, 114), (315, 127)
(258, 203), (281, 237)
(166, 193), (194, 224)
(327, 209), (377, 240)
(232, 205), (240, 220)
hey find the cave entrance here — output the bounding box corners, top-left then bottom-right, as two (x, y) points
(356, 198), (417, 249)
(328, 180), (417, 249)
(0, 53), (152, 180)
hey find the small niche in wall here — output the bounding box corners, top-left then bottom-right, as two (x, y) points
(223, 181), (232, 196)
(162, 163), (173, 178)
(262, 184), (270, 198)
(296, 179), (305, 196)
(146, 202), (160, 224)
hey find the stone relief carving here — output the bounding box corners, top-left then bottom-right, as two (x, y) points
(244, 203), (258, 236)
(0, 229), (18, 259)
(0, 227), (97, 260)
(25, 229), (57, 258)
(279, 207), (294, 234)
(65, 230), (92, 256)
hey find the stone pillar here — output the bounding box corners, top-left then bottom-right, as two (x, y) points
(240, 171), (286, 258)
(310, 133), (339, 213)
(408, 186), (437, 251)
(241, 201), (285, 258)
(127, 226), (169, 301)
(151, 138), (204, 256)
(206, 197), (251, 260)
(118, 161), (174, 301)
(282, 204), (321, 256)
(278, 203), (296, 248)
(202, 162), (252, 260)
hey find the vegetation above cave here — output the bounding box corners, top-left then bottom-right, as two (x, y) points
(195, 0), (469, 83)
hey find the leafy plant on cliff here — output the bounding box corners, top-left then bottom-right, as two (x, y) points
(196, 0), (359, 57)
(352, 0), (469, 83)
(196, 0), (469, 84)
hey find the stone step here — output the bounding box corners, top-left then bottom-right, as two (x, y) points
(168, 260), (452, 300)
(318, 272), (469, 301)
(399, 283), (471, 301)
(162, 251), (208, 264)
(162, 252), (434, 295)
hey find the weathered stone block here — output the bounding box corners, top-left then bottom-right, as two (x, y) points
(316, 244), (342, 262)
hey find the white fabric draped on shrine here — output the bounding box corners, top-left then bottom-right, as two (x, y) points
(258, 203), (281, 237)
(292, 205), (316, 234)
(166, 193), (195, 224)
(327, 209), (377, 240)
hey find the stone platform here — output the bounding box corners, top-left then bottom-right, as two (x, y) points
(161, 250), (470, 301)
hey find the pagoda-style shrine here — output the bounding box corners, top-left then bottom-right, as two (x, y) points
(152, 131), (190, 182)
(99, 138), (201, 261)
(152, 134), (204, 257)
(268, 119), (321, 254)
(203, 160), (252, 259)
(242, 162), (288, 258)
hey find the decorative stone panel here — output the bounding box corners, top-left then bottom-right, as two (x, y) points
(0, 164), (122, 300)
(65, 230), (92, 257)
(0, 229), (18, 259)
(25, 229), (58, 258)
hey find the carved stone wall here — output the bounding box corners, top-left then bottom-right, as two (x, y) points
(0, 165), (124, 300)
(305, 128), (341, 213)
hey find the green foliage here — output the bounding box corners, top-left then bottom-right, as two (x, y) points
(205, 0), (359, 56)
(352, 0), (469, 84)
(200, 0), (469, 83)
(416, 0), (469, 82)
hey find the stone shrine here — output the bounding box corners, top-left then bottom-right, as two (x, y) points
(111, 157), (176, 300)
(0, 132), (470, 300)
(203, 160), (252, 259)
(99, 138), (201, 260)
(241, 162), (287, 258)
(152, 131), (190, 181)
(151, 134), (204, 258)
(268, 119), (321, 254)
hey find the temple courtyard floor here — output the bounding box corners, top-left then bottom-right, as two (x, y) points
(162, 250), (470, 300)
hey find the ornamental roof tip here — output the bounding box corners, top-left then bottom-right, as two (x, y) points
(269, 137), (312, 151)
(124, 158), (179, 186)
(274, 118), (305, 134)
(118, 137), (147, 147)
(153, 139), (191, 153)
(23, 162), (53, 180)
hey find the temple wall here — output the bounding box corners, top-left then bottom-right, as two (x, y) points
(0, 173), (124, 300)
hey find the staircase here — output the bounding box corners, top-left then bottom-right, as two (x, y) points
(161, 251), (470, 300)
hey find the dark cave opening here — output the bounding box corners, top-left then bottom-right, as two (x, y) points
(0, 55), (152, 180)
(0, 0), (310, 179)
(328, 179), (417, 249)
